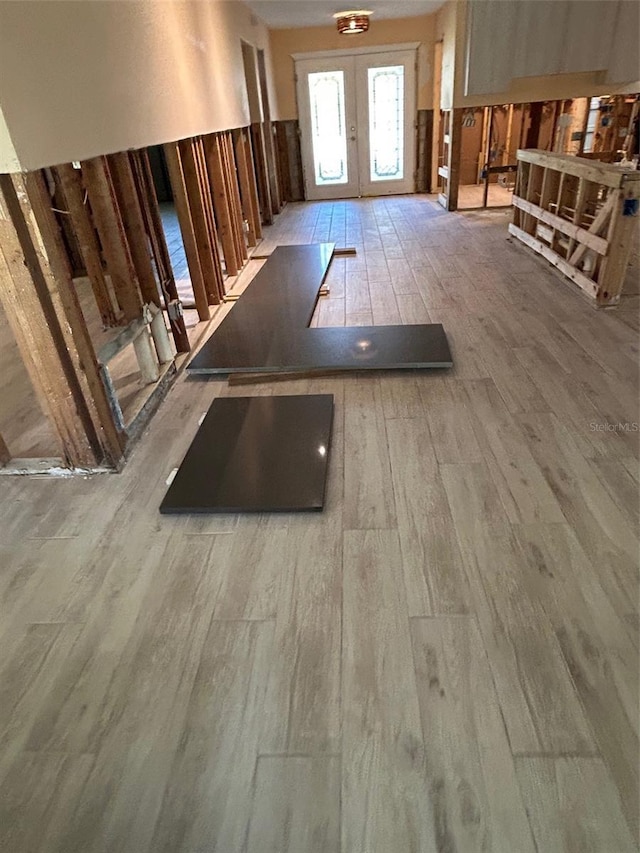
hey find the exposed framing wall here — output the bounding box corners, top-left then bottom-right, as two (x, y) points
(510, 149), (640, 306)
(0, 123), (270, 474)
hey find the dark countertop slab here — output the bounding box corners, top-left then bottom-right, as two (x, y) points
(187, 242), (453, 374)
(160, 395), (334, 513)
(188, 324), (453, 374)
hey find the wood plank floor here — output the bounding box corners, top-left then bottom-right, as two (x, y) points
(0, 196), (638, 852)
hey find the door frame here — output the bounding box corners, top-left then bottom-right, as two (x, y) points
(294, 43), (420, 200)
(295, 56), (360, 201)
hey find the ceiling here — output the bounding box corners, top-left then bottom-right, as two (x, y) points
(246, 1), (445, 29)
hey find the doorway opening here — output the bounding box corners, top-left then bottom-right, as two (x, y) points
(295, 45), (418, 200)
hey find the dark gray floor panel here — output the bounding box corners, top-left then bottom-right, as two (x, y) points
(159, 395), (334, 514)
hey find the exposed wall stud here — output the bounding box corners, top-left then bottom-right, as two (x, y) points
(163, 141), (211, 321)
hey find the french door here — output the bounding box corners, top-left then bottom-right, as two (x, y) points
(295, 47), (417, 200)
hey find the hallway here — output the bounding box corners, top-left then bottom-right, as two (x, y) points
(0, 196), (637, 852)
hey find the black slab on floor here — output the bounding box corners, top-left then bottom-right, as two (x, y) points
(159, 395), (334, 514)
(187, 243), (453, 375)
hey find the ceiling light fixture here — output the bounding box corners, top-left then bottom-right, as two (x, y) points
(333, 9), (372, 34)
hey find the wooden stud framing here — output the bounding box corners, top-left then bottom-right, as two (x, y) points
(223, 132), (248, 263)
(205, 133), (240, 277)
(48, 168), (85, 278)
(107, 151), (161, 309)
(274, 120), (305, 202)
(129, 149), (190, 353)
(234, 128), (262, 244)
(250, 123), (273, 225)
(440, 108), (463, 211)
(54, 162), (121, 328)
(0, 173), (123, 467)
(511, 149), (640, 306)
(24, 171), (126, 464)
(163, 141), (211, 321)
(191, 137), (225, 302)
(597, 184), (639, 303)
(81, 155), (143, 322)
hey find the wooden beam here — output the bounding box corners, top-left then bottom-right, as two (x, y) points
(54, 163), (120, 328)
(446, 108), (463, 211)
(597, 182), (639, 303)
(107, 151), (161, 309)
(512, 195), (608, 255)
(204, 133), (240, 277)
(509, 223), (598, 298)
(192, 137), (225, 303)
(163, 141), (210, 321)
(81, 156), (143, 322)
(129, 150), (190, 353)
(234, 128), (261, 244)
(568, 192), (616, 266)
(250, 122), (273, 225)
(0, 174), (111, 467)
(525, 102), (543, 149)
(23, 171), (126, 464)
(178, 139), (220, 305)
(223, 132), (248, 262)
(48, 168), (85, 278)
(516, 149), (640, 189)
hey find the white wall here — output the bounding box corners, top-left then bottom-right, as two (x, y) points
(464, 0), (640, 100)
(0, 0), (277, 172)
(0, 107), (20, 173)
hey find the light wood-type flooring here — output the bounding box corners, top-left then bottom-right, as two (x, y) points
(0, 196), (638, 852)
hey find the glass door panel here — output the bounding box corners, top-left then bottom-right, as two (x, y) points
(368, 65), (405, 183)
(296, 57), (359, 200)
(356, 50), (416, 197)
(308, 71), (349, 187)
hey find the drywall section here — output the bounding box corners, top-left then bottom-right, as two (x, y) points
(459, 0), (640, 107)
(0, 0), (279, 172)
(435, 1), (458, 110)
(0, 107), (20, 173)
(269, 14), (437, 120)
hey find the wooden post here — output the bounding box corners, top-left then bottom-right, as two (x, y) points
(597, 180), (639, 303)
(193, 137), (225, 302)
(0, 173), (116, 467)
(234, 128), (261, 245)
(251, 123), (273, 225)
(223, 132), (248, 262)
(177, 138), (223, 306)
(23, 171), (126, 465)
(526, 102), (544, 149)
(107, 152), (162, 309)
(482, 106), (493, 208)
(163, 141), (210, 321)
(54, 163), (120, 328)
(504, 104), (514, 165)
(446, 108), (463, 212)
(81, 156), (143, 322)
(204, 133), (240, 276)
(129, 150), (190, 353)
